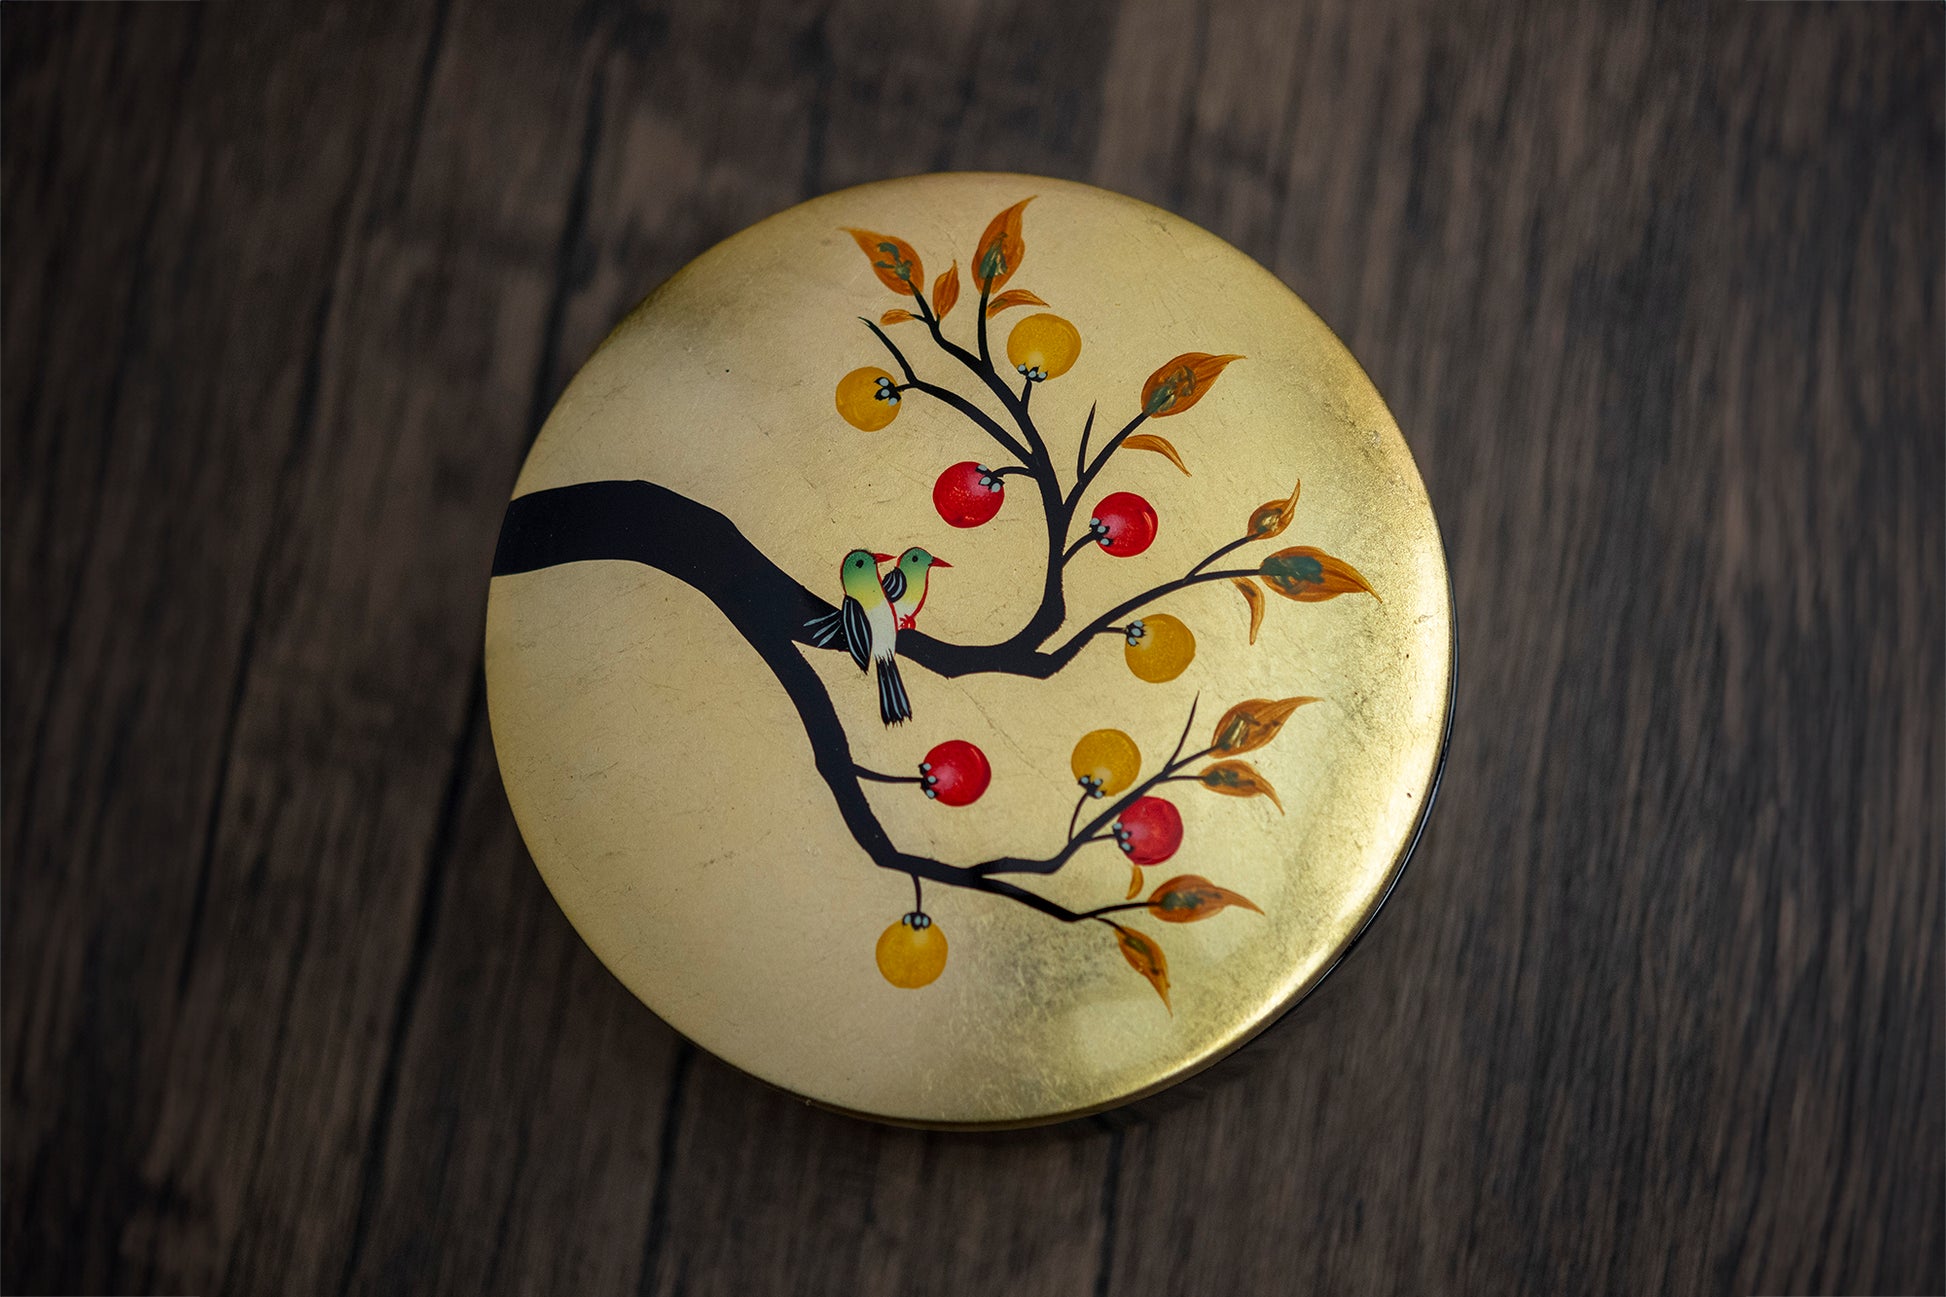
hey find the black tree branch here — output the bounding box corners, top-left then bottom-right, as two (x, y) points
(494, 480), (1262, 681)
(861, 318), (1031, 464)
(1068, 409), (1152, 509)
(494, 478), (1112, 923)
(975, 703), (1213, 878)
(874, 292), (1074, 651)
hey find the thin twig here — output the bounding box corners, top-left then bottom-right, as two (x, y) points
(918, 288), (1053, 474)
(1075, 901), (1152, 921)
(1069, 410), (1152, 506)
(1052, 567), (1263, 654)
(976, 281), (993, 367)
(1184, 534), (1256, 580)
(1066, 790), (1091, 841)
(1166, 697), (1202, 767)
(977, 702), (1211, 878)
(860, 317), (1031, 462)
(855, 766), (921, 784)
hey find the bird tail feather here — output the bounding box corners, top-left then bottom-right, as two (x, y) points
(876, 657), (912, 726)
(804, 608), (843, 647)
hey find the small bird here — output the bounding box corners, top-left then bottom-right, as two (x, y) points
(807, 549), (911, 725)
(880, 547), (951, 631)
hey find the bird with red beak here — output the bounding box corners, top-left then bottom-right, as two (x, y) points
(880, 547), (951, 631)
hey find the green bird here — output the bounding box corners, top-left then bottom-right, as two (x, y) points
(880, 547), (952, 631)
(817, 549), (911, 726)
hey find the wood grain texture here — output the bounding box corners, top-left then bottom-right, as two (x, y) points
(3, 2), (1938, 1294)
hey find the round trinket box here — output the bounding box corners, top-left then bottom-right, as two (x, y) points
(486, 173), (1452, 1128)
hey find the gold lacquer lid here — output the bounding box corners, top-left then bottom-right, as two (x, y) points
(486, 173), (1452, 1128)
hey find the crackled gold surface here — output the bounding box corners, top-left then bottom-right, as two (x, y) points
(485, 173), (1451, 1127)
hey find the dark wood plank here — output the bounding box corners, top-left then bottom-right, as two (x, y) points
(2, 5), (462, 1294)
(1098, 5), (1944, 1295)
(0, 1), (604, 1292)
(3, 1), (1939, 1295)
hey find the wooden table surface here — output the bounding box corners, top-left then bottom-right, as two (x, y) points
(4, 2), (1939, 1294)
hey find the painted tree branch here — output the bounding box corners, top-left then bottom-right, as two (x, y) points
(1068, 409), (1151, 508)
(491, 266), (1275, 932)
(492, 478), (1202, 924)
(870, 290), (1076, 649)
(973, 703), (1213, 878)
(493, 480), (1261, 683)
(915, 289), (1052, 472)
(861, 317), (1031, 465)
(872, 284), (1236, 659)
(498, 204), (1335, 1009)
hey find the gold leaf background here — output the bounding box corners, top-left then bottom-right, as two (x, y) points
(486, 173), (1451, 1126)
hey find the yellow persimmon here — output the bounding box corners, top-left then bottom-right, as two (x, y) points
(1123, 614), (1196, 683)
(1006, 313), (1081, 382)
(836, 367), (902, 430)
(1070, 729), (1141, 798)
(875, 913), (948, 988)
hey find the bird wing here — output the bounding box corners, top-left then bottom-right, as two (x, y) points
(840, 595), (871, 672)
(879, 565), (907, 606)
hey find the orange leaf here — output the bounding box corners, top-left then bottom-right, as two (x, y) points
(1198, 759), (1284, 813)
(932, 261), (960, 320)
(1210, 696), (1317, 755)
(974, 197), (1033, 290)
(1260, 547), (1377, 601)
(1232, 578), (1265, 645)
(842, 227), (924, 296)
(880, 308), (917, 325)
(1110, 923), (1171, 1010)
(1248, 480), (1301, 538)
(1125, 862), (1144, 900)
(1147, 874), (1263, 923)
(1140, 353), (1244, 417)
(1122, 433), (1190, 476)
(984, 288), (1048, 317)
